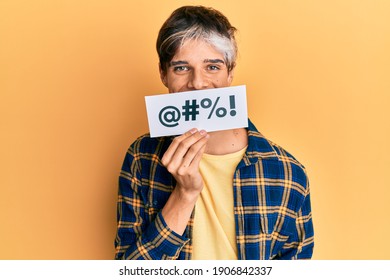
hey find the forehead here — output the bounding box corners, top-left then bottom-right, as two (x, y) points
(172, 39), (225, 61)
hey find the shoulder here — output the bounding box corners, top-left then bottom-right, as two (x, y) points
(121, 133), (173, 177)
(268, 139), (306, 170)
(268, 139), (310, 190)
(247, 120), (309, 187)
(247, 120), (305, 168)
(128, 133), (173, 157)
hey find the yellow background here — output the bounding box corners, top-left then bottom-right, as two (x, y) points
(1, 0), (389, 259)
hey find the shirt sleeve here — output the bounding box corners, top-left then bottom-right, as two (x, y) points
(278, 181), (315, 260)
(114, 148), (190, 260)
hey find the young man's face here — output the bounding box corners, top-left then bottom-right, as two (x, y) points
(160, 39), (234, 93)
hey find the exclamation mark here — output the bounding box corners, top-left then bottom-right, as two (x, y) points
(229, 95), (236, 116)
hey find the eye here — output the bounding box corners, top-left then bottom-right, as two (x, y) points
(208, 65), (220, 71)
(173, 66), (189, 72)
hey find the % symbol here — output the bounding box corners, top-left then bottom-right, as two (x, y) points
(200, 96), (237, 119)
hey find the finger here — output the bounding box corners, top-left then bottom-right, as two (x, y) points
(163, 130), (206, 176)
(173, 130), (207, 159)
(186, 135), (209, 169)
(161, 128), (198, 165)
(181, 132), (209, 168)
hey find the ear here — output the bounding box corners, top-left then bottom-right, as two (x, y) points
(159, 63), (168, 87)
(227, 68), (235, 85)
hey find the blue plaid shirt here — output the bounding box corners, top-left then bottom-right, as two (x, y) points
(115, 120), (314, 259)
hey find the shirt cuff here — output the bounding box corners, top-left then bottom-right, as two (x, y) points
(143, 211), (190, 259)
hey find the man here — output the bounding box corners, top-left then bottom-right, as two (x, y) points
(115, 5), (314, 260)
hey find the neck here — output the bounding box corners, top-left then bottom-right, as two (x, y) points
(204, 128), (248, 155)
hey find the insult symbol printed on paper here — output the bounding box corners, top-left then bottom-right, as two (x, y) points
(158, 95), (237, 128)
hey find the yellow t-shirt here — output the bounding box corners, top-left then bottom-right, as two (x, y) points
(191, 146), (247, 260)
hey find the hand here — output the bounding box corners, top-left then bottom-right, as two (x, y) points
(161, 128), (209, 196)
(160, 128), (209, 234)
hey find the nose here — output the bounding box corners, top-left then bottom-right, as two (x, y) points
(187, 69), (209, 90)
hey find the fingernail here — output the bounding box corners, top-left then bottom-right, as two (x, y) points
(200, 130), (207, 135)
(190, 128), (198, 134)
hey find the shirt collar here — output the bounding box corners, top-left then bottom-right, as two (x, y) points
(238, 119), (279, 167)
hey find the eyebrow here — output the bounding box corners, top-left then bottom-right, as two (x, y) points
(169, 59), (225, 66)
(170, 60), (188, 66)
(204, 59), (225, 64)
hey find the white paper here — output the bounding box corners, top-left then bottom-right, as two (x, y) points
(145, 85), (248, 137)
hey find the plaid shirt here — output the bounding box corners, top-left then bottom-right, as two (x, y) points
(115, 120), (314, 259)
